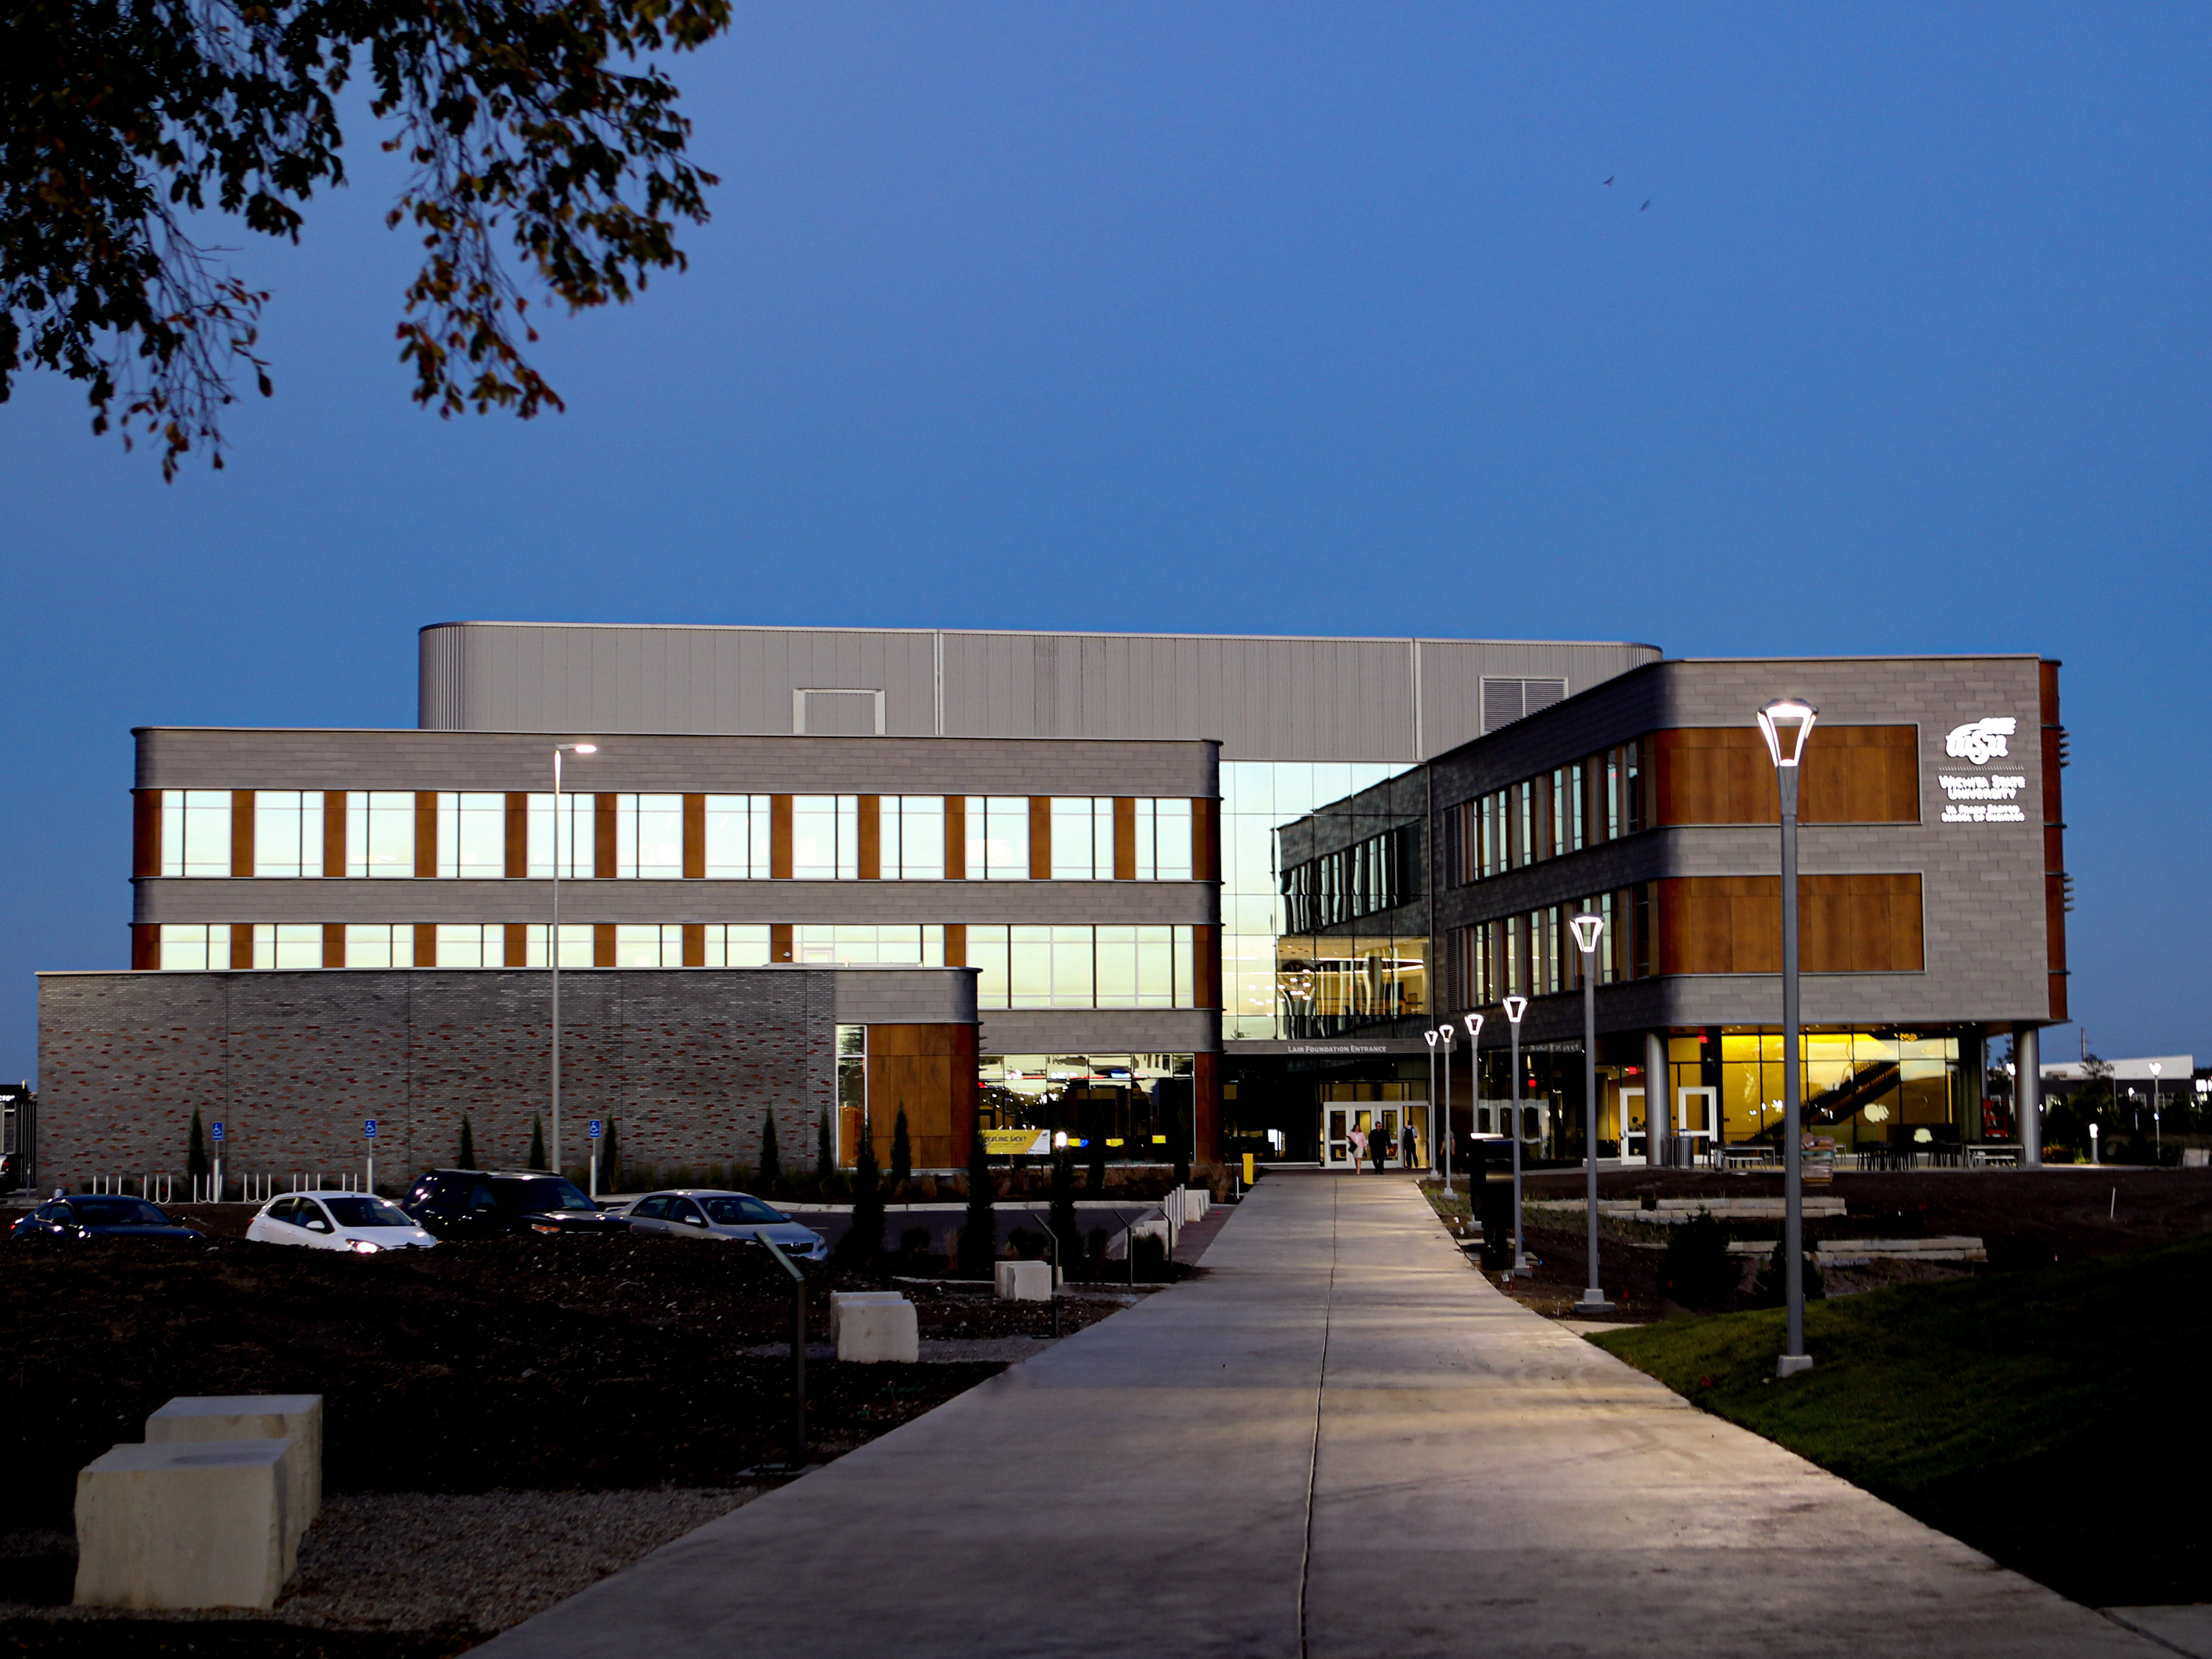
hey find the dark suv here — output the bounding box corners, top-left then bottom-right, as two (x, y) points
(401, 1169), (630, 1240)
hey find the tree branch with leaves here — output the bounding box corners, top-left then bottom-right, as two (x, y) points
(2, 0), (727, 477)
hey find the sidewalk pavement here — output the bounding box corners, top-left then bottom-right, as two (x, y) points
(476, 1172), (2161, 1659)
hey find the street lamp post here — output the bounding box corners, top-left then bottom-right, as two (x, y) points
(1503, 995), (1528, 1274)
(1436, 1023), (1455, 1179)
(1424, 1029), (1439, 1179)
(550, 742), (598, 1179)
(1459, 1012), (1483, 1198)
(1568, 914), (1612, 1314)
(1757, 698), (1818, 1380)
(2149, 1062), (2163, 1155)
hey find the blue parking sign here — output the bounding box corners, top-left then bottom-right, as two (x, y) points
(588, 1119), (603, 1140)
(364, 1119), (378, 1139)
(211, 1121), (224, 1141)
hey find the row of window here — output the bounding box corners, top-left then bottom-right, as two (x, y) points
(1444, 883), (1658, 1006)
(149, 922), (1204, 1010)
(1279, 824), (1422, 933)
(1439, 740), (1651, 887)
(150, 791), (1197, 883)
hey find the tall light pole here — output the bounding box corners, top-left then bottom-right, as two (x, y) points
(1757, 698), (1818, 1380)
(1503, 995), (1528, 1275)
(1436, 1022), (1455, 1177)
(1568, 913), (1612, 1313)
(2149, 1061), (2162, 1155)
(1424, 1028), (1439, 1178)
(550, 742), (598, 1178)
(1458, 1012), (1483, 1194)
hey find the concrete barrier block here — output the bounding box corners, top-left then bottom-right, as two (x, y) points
(835, 1300), (918, 1363)
(829, 1291), (906, 1343)
(147, 1394), (321, 1557)
(1179, 1189), (1208, 1222)
(74, 1439), (293, 1610)
(995, 1260), (1051, 1301)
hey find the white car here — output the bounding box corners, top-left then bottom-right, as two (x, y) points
(246, 1191), (439, 1253)
(620, 1189), (828, 1261)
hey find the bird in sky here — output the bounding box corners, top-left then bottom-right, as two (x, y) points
(1641, 199), (1652, 211)
(1603, 176), (1614, 185)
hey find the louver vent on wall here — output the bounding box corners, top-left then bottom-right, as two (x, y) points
(1480, 677), (1567, 734)
(793, 689), (886, 735)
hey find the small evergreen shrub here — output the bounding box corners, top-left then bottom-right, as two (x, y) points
(1661, 1208), (1737, 1308)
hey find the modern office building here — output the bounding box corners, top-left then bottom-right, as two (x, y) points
(36, 622), (1660, 1188)
(1274, 654), (2068, 1166)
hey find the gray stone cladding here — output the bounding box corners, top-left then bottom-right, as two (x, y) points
(976, 1010), (1217, 1057)
(135, 878), (1215, 928)
(1419, 656), (2056, 1039)
(136, 728), (1220, 799)
(35, 966), (965, 1190)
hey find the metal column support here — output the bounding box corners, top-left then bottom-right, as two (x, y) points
(1644, 1029), (1670, 1167)
(2016, 1023), (2042, 1168)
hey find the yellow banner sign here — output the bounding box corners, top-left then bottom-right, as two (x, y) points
(979, 1128), (1049, 1155)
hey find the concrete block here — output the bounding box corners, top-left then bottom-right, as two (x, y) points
(147, 1394), (322, 1560)
(829, 1291), (905, 1343)
(835, 1299), (918, 1363)
(1177, 1189), (1208, 1222)
(994, 1260), (1051, 1301)
(74, 1439), (293, 1610)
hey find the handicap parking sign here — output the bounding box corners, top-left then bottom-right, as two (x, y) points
(588, 1119), (603, 1140)
(211, 1121), (224, 1141)
(364, 1119), (378, 1139)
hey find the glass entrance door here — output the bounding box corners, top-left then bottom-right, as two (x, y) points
(1677, 1087), (1717, 1164)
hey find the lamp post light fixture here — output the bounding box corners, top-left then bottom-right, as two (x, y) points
(1568, 913), (1613, 1314)
(1756, 697), (1818, 1380)
(549, 742), (598, 1178)
(1502, 995), (1529, 1274)
(2149, 1062), (2162, 1155)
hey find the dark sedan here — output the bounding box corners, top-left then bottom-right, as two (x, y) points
(10, 1196), (207, 1243)
(400, 1169), (631, 1240)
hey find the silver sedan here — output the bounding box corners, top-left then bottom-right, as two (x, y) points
(620, 1189), (827, 1262)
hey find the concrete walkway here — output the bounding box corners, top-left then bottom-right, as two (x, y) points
(477, 1172), (2158, 1659)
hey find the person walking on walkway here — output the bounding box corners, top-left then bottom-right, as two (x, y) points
(1346, 1124), (1368, 1169)
(1400, 1121), (1418, 1169)
(1371, 1127), (1387, 1174)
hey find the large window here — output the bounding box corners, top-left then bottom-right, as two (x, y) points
(252, 924), (324, 968)
(1050, 798), (1114, 880)
(437, 793), (507, 880)
(704, 796), (772, 879)
(1135, 799), (1194, 880)
(158, 923), (230, 969)
(881, 796), (944, 879)
(964, 797), (1030, 880)
(526, 794), (594, 879)
(1279, 824), (1419, 933)
(434, 924), (506, 967)
(347, 793), (417, 878)
(965, 924), (1194, 1011)
(1448, 882), (1660, 1008)
(254, 793), (324, 877)
(160, 791), (232, 877)
(345, 924), (414, 967)
(616, 924), (688, 965)
(793, 925), (945, 966)
(791, 795), (859, 880)
(616, 795), (684, 879)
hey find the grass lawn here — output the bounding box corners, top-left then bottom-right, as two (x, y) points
(1590, 1233), (2211, 1608)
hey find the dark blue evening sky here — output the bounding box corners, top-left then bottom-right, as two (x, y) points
(3, 4), (2206, 1080)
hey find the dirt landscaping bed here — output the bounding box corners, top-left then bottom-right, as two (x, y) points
(0, 1230), (1142, 1651)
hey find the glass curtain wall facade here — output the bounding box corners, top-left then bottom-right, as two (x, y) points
(976, 1054), (1197, 1161)
(1220, 762), (1409, 1040)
